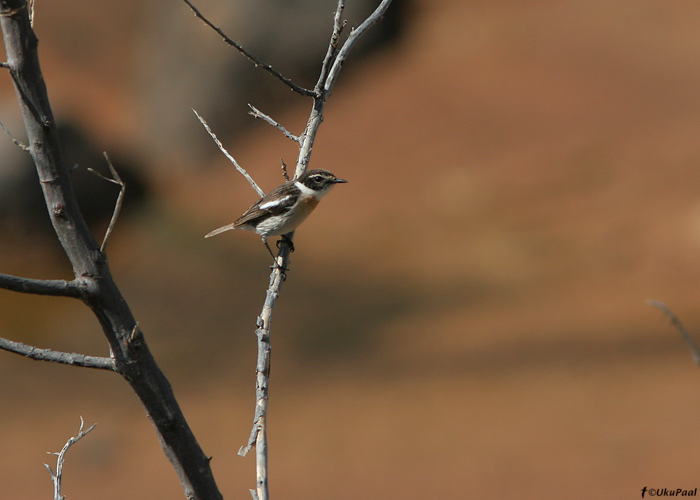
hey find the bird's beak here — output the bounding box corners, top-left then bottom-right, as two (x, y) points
(334, 178), (348, 184)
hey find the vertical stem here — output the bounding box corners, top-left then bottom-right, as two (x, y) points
(253, 321), (270, 500)
(255, 417), (268, 500)
(253, 261), (287, 499)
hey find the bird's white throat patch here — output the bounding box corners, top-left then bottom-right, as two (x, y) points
(295, 180), (325, 199)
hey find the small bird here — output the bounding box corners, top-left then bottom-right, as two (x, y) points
(205, 168), (347, 260)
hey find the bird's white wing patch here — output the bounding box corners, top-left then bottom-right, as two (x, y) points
(259, 195), (294, 211)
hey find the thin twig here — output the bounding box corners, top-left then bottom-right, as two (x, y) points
(193, 108), (265, 197)
(45, 417), (97, 500)
(181, 0), (315, 97)
(316, 0), (346, 91)
(0, 119), (29, 150)
(648, 300), (700, 367)
(0, 273), (83, 297)
(280, 158), (289, 181)
(0, 336), (116, 370)
(324, 0), (393, 92)
(87, 152), (125, 253)
(248, 104), (300, 143)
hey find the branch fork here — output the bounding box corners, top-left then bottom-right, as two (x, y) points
(186, 2), (393, 499)
(0, 2), (222, 498)
(44, 417), (97, 500)
(0, 0), (393, 498)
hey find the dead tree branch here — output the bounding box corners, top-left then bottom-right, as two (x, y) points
(44, 417), (97, 500)
(0, 336), (116, 370)
(0, 274), (83, 297)
(194, 108), (265, 197)
(322, 0), (392, 95)
(279, 159), (289, 182)
(195, 1), (393, 498)
(248, 104), (300, 143)
(87, 152), (125, 252)
(0, 119), (28, 150)
(0, 1), (222, 498)
(181, 0), (315, 97)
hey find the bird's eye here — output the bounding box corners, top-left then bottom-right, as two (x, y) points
(312, 175), (323, 183)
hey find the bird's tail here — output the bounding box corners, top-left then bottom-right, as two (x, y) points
(205, 223), (237, 238)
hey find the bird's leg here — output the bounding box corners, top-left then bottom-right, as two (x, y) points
(264, 240), (276, 260)
(264, 239), (288, 273)
(276, 234), (295, 253)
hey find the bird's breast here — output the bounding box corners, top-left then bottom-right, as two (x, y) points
(258, 194), (319, 237)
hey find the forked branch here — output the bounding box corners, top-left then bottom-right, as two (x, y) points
(87, 152), (125, 252)
(323, 0), (393, 93)
(0, 2), (222, 498)
(217, 2), (395, 500)
(44, 417), (97, 500)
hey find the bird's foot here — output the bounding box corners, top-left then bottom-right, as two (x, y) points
(276, 235), (295, 252)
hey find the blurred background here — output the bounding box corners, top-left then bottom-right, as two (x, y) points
(2, 0), (700, 498)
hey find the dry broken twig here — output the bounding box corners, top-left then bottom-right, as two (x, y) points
(87, 152), (125, 252)
(193, 108), (265, 197)
(44, 417), (97, 500)
(248, 104), (300, 143)
(0, 119), (28, 150)
(182, 0), (315, 97)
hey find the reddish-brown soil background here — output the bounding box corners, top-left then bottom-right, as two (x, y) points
(2, 1), (700, 498)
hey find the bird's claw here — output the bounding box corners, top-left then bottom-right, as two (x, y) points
(276, 236), (295, 252)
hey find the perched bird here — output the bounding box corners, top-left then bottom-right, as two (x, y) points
(205, 168), (347, 259)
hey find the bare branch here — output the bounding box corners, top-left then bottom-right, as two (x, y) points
(0, 336), (115, 370)
(316, 0), (346, 91)
(280, 158), (289, 181)
(248, 104), (300, 143)
(236, 3), (394, 498)
(0, 273), (83, 298)
(324, 0), (393, 93)
(0, 119), (28, 150)
(181, 0), (315, 97)
(45, 417), (97, 500)
(240, 261), (286, 500)
(193, 108), (265, 197)
(87, 152), (125, 253)
(0, 4), (223, 497)
(648, 300), (700, 367)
